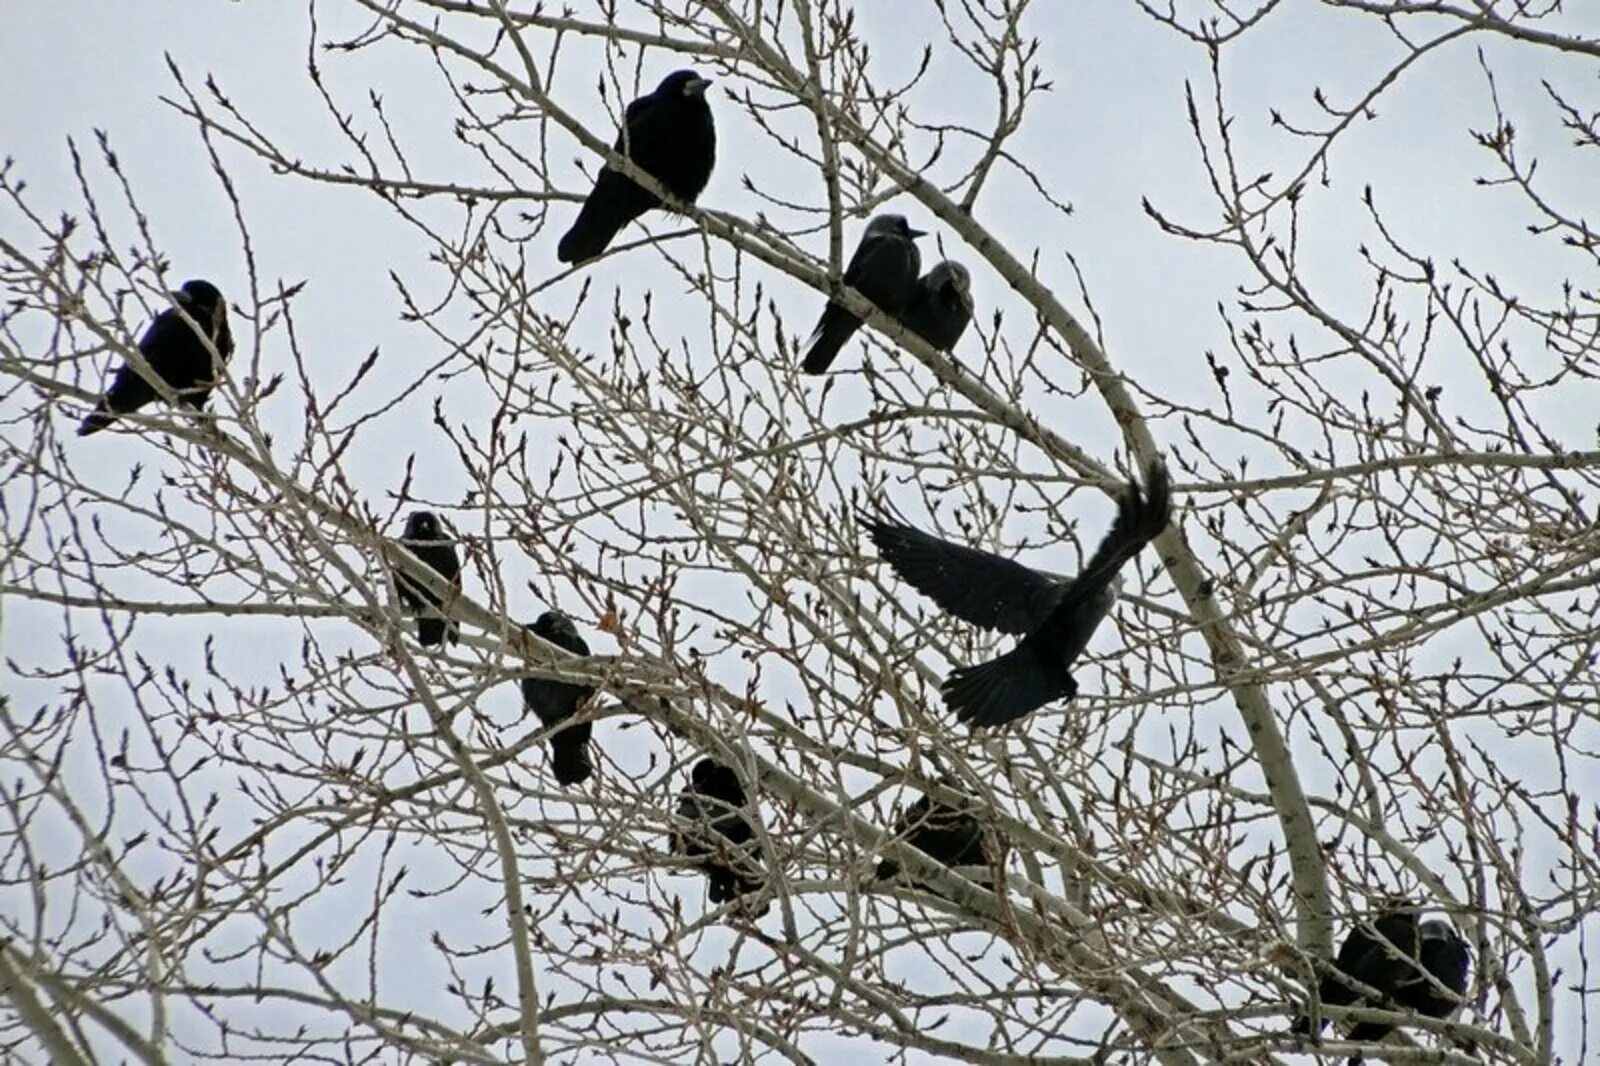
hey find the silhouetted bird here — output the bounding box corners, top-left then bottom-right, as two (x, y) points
(899, 260), (973, 352)
(1295, 908), (1471, 1064)
(876, 793), (989, 888)
(558, 69), (716, 263)
(521, 610), (595, 785)
(862, 460), (1172, 728)
(801, 213), (925, 374)
(79, 279), (233, 436)
(394, 511), (461, 647)
(670, 758), (767, 914)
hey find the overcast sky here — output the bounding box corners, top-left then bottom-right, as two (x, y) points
(3, 2), (1597, 1062)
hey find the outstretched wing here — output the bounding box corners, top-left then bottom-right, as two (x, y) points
(1040, 460), (1172, 621)
(860, 513), (1067, 635)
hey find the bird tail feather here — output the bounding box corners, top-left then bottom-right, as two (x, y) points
(549, 735), (593, 786)
(801, 304), (860, 374)
(943, 644), (1075, 728)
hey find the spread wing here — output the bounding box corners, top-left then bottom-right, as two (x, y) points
(1039, 460), (1172, 622)
(860, 513), (1066, 635)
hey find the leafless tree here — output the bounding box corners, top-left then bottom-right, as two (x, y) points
(2, 2), (1596, 1063)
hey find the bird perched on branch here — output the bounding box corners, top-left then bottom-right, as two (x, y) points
(1294, 906), (1471, 1065)
(876, 792), (991, 890)
(861, 459), (1172, 728)
(899, 260), (973, 352)
(801, 213), (924, 374)
(78, 279), (233, 436)
(394, 511), (461, 648)
(670, 758), (767, 914)
(520, 610), (596, 786)
(557, 69), (716, 264)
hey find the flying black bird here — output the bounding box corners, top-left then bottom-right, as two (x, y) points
(801, 213), (925, 374)
(79, 279), (234, 436)
(670, 758), (767, 914)
(520, 610), (595, 786)
(394, 511), (461, 648)
(875, 793), (989, 887)
(862, 459), (1172, 728)
(899, 260), (973, 352)
(557, 69), (716, 264)
(1295, 908), (1471, 1064)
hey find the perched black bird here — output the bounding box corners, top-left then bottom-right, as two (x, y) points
(876, 793), (989, 887)
(394, 511), (461, 648)
(801, 213), (925, 374)
(670, 758), (767, 914)
(1296, 908), (1472, 1064)
(520, 610), (595, 786)
(899, 260), (973, 352)
(557, 69), (716, 264)
(862, 460), (1172, 728)
(79, 279), (233, 436)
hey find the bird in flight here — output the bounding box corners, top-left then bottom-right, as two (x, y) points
(862, 459), (1172, 727)
(558, 69), (716, 264)
(79, 279), (233, 436)
(801, 213), (925, 374)
(670, 758), (767, 914)
(394, 511), (461, 648)
(899, 260), (973, 352)
(1295, 906), (1472, 1064)
(520, 610), (596, 786)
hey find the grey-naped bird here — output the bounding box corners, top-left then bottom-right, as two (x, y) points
(801, 213), (924, 374)
(900, 260), (973, 351)
(521, 610), (596, 786)
(670, 758), (767, 914)
(1295, 907), (1472, 1064)
(394, 511), (461, 648)
(557, 69), (716, 263)
(861, 460), (1172, 728)
(78, 279), (233, 436)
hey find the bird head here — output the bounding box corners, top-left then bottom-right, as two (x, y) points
(660, 69), (713, 98)
(533, 609), (579, 643)
(175, 279), (227, 333)
(935, 260), (974, 312)
(1419, 919), (1463, 944)
(689, 758), (744, 803)
(869, 213), (927, 241)
(404, 511), (441, 540)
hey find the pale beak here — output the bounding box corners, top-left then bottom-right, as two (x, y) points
(686, 77), (712, 96)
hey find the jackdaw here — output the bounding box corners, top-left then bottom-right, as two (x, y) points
(899, 260), (973, 352)
(670, 758), (767, 914)
(394, 511), (461, 648)
(861, 459), (1171, 728)
(876, 793), (990, 889)
(558, 69), (716, 264)
(521, 610), (595, 786)
(1295, 907), (1472, 1064)
(79, 279), (233, 436)
(801, 213), (924, 374)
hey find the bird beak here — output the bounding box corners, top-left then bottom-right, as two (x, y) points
(170, 289), (192, 307)
(908, 228), (928, 239)
(686, 77), (712, 96)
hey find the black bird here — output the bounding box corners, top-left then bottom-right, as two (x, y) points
(670, 758), (767, 914)
(899, 260), (973, 352)
(876, 793), (989, 887)
(79, 279), (233, 436)
(1296, 908), (1471, 1064)
(801, 213), (925, 374)
(520, 610), (595, 786)
(862, 460), (1172, 728)
(394, 511), (461, 648)
(557, 69), (716, 264)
